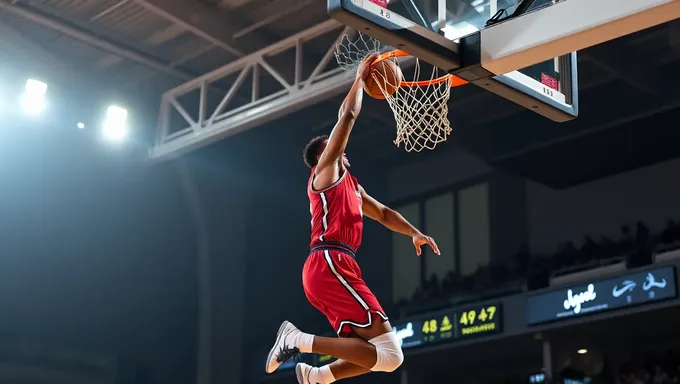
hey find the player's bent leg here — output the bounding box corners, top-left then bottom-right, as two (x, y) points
(295, 331), (372, 384)
(296, 360), (369, 384)
(295, 321), (403, 384)
(311, 316), (404, 373)
(327, 360), (370, 380)
(350, 319), (404, 373)
(309, 334), (378, 369)
(265, 318), (401, 376)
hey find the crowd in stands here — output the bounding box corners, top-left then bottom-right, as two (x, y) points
(616, 352), (680, 384)
(470, 349), (680, 384)
(396, 219), (680, 315)
(616, 351), (680, 384)
(572, 350), (680, 384)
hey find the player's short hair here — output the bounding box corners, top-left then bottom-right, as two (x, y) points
(303, 135), (329, 168)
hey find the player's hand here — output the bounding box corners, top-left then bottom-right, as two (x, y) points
(356, 53), (378, 82)
(412, 232), (440, 256)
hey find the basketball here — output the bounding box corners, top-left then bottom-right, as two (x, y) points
(363, 59), (403, 99)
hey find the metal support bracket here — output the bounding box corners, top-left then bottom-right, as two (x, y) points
(150, 20), (355, 162)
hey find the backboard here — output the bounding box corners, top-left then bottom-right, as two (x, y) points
(329, 0), (680, 122)
(329, 0), (578, 121)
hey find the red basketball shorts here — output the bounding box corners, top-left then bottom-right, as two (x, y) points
(302, 244), (388, 337)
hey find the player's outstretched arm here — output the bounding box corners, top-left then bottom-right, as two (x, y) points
(316, 53), (377, 174)
(360, 186), (440, 256)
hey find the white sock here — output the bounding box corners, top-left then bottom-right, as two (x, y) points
(309, 365), (336, 384)
(293, 331), (314, 353)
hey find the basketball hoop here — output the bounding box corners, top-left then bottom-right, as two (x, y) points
(335, 33), (468, 152)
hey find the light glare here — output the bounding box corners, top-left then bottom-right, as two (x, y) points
(577, 349), (588, 355)
(20, 79), (47, 115)
(102, 105), (128, 141)
(25, 79), (47, 95)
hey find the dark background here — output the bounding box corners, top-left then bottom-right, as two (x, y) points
(1, 2), (680, 384)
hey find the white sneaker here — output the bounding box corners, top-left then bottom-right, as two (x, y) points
(295, 363), (314, 384)
(265, 321), (301, 374)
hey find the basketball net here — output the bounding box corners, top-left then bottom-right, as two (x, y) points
(335, 33), (465, 152)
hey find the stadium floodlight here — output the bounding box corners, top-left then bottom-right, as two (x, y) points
(77, 122), (85, 129)
(102, 105), (128, 141)
(577, 349), (588, 355)
(19, 79), (47, 115)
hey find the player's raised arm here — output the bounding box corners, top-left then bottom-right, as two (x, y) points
(359, 186), (440, 256)
(316, 53), (377, 173)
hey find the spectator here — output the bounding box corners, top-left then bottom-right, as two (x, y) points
(652, 364), (670, 384)
(661, 220), (679, 245)
(599, 235), (616, 259)
(636, 221), (650, 247)
(580, 236), (599, 262)
(619, 225), (635, 255)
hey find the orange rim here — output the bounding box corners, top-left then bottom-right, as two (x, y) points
(372, 50), (469, 88)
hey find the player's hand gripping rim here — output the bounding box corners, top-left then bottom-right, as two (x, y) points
(412, 232), (440, 256)
(356, 53), (379, 82)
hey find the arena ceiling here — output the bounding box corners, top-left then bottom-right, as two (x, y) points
(0, 0), (329, 94)
(2, 0), (680, 187)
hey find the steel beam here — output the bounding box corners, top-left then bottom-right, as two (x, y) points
(151, 19), (342, 161)
(90, 0), (130, 21)
(0, 21), (97, 92)
(232, 0), (314, 39)
(141, 0), (274, 53)
(0, 0), (195, 82)
(138, 0), (325, 99)
(131, 0), (243, 57)
(150, 20), (407, 162)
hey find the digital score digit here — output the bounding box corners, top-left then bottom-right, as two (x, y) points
(421, 318), (437, 343)
(419, 315), (455, 344)
(457, 304), (502, 338)
(390, 303), (502, 350)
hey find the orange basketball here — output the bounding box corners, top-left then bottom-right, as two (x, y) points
(363, 59), (403, 99)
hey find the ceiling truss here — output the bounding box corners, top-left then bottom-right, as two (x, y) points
(150, 20), (357, 162)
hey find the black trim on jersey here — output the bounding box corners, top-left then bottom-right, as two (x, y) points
(318, 192), (329, 241)
(310, 241), (356, 258)
(309, 168), (347, 193)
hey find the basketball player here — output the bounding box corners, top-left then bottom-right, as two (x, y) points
(265, 53), (440, 383)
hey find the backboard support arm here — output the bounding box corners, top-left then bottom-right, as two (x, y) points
(472, 0), (680, 75)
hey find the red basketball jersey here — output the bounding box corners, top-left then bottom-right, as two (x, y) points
(308, 167), (363, 251)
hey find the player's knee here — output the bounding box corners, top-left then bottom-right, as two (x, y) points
(369, 331), (404, 373)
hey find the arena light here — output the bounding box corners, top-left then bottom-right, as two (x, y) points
(19, 79), (47, 115)
(102, 106), (128, 141)
(577, 349), (588, 354)
(77, 122), (85, 129)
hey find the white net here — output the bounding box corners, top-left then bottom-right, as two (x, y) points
(335, 33), (382, 73)
(335, 33), (453, 152)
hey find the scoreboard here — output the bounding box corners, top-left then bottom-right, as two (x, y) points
(271, 302), (503, 371)
(393, 303), (503, 349)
